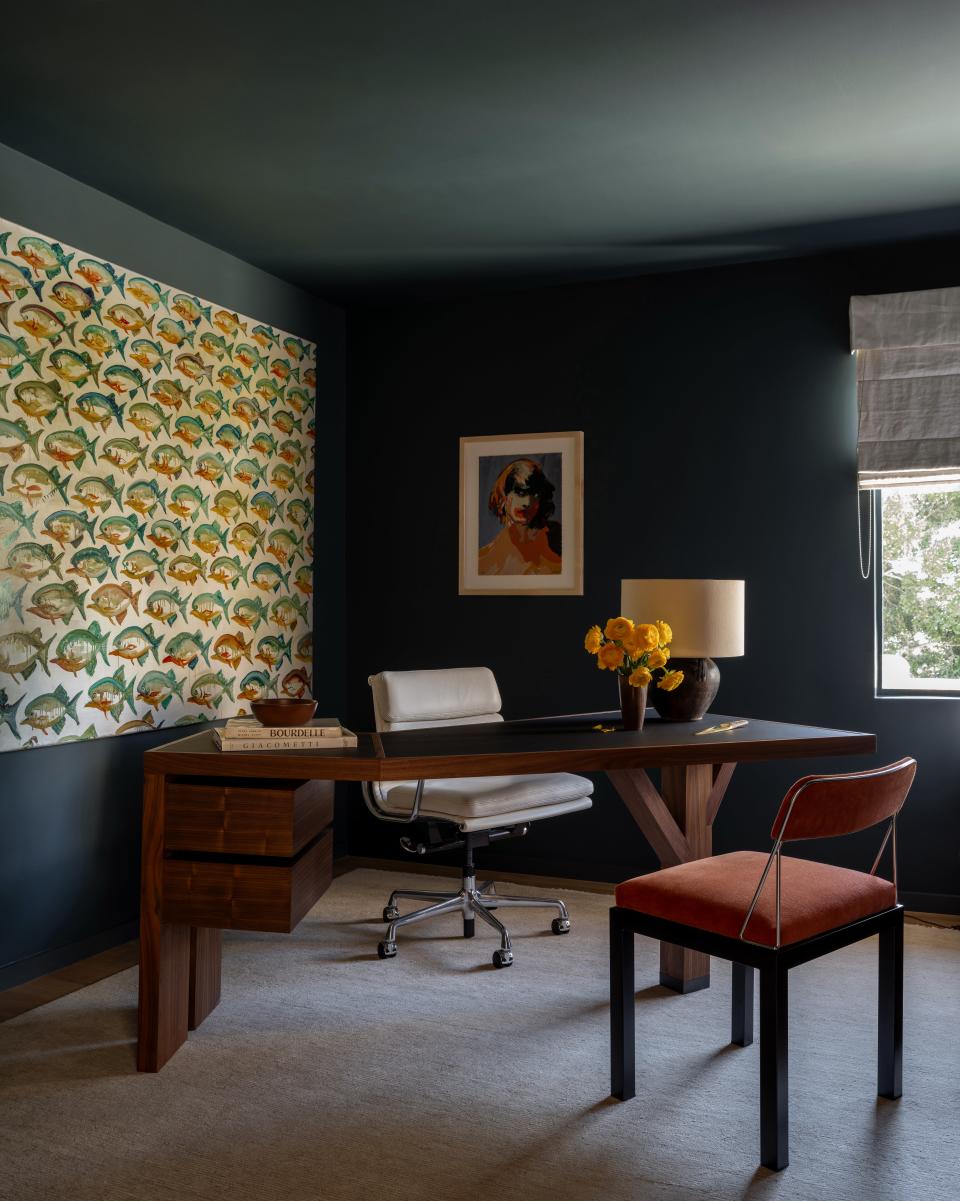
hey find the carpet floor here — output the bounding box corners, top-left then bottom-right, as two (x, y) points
(1, 868), (958, 1201)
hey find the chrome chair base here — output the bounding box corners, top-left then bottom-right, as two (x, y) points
(377, 874), (571, 968)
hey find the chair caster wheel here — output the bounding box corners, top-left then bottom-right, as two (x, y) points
(382, 906), (400, 922)
(492, 949), (513, 968)
(377, 941), (397, 959)
(551, 917), (571, 934)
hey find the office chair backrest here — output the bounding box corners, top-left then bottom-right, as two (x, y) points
(770, 757), (916, 843)
(369, 667), (504, 732)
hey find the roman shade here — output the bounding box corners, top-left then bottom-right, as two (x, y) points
(850, 286), (960, 489)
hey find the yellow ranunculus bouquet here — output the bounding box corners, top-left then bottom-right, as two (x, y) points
(584, 617), (684, 693)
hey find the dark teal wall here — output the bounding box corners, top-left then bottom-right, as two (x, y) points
(0, 143), (346, 988)
(346, 244), (960, 911)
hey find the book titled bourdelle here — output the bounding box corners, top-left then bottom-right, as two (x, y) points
(215, 718), (358, 751)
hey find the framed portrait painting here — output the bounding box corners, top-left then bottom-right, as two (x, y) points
(459, 431), (583, 595)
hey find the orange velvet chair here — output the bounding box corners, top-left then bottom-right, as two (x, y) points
(609, 757), (917, 1171)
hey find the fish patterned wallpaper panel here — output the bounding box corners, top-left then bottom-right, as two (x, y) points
(0, 217), (316, 751)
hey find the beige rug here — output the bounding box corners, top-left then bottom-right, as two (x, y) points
(1, 868), (958, 1201)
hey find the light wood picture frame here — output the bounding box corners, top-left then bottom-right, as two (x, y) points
(459, 431), (583, 595)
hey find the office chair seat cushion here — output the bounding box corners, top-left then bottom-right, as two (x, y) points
(381, 772), (594, 823)
(615, 850), (897, 947)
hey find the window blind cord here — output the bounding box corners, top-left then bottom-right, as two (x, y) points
(857, 488), (874, 580)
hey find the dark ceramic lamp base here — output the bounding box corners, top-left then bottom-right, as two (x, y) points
(651, 657), (720, 722)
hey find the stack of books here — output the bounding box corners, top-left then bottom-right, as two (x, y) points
(214, 718), (358, 751)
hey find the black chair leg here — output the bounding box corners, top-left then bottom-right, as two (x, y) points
(731, 962), (754, 1046)
(878, 908), (904, 1099)
(759, 961), (789, 1171)
(610, 909), (635, 1100)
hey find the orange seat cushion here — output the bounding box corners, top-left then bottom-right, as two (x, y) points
(615, 851), (897, 947)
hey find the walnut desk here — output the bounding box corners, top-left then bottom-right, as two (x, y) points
(138, 713), (874, 1070)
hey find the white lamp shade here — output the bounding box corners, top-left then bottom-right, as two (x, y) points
(620, 579), (745, 658)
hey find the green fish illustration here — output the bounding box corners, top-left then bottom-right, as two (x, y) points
(287, 387), (312, 415)
(2, 542), (62, 582)
(111, 623), (163, 665)
(237, 670), (277, 702)
(233, 396), (268, 427)
(0, 687), (24, 741)
(213, 424), (247, 455)
(271, 594), (308, 629)
(286, 498), (311, 529)
(78, 324), (126, 358)
(14, 236), (75, 279)
(126, 278), (169, 310)
(42, 509), (97, 547)
(129, 400), (172, 439)
(167, 552), (205, 584)
(43, 427), (97, 468)
(211, 487), (247, 521)
(52, 621), (110, 677)
(86, 663), (136, 720)
(195, 451), (229, 483)
(232, 456), (264, 486)
(149, 378), (192, 410)
(190, 521), (228, 555)
(0, 495), (38, 540)
(266, 528), (304, 566)
(74, 391), (125, 431)
(271, 409), (301, 435)
(250, 324), (277, 349)
(169, 484), (208, 519)
(98, 514), (146, 548)
(145, 518), (186, 551)
(250, 491), (284, 523)
(227, 521), (264, 556)
(234, 342), (267, 372)
(188, 670), (234, 709)
(293, 565), (312, 595)
(189, 589), (231, 629)
(8, 461), (71, 504)
(163, 630), (212, 669)
(76, 259), (126, 295)
(198, 331), (233, 361)
(104, 364), (147, 398)
(173, 413), (213, 447)
(105, 302), (153, 336)
(171, 294), (211, 326)
(27, 579), (87, 624)
(0, 334), (45, 379)
(208, 554), (249, 590)
(0, 580), (27, 622)
(125, 479), (167, 516)
(49, 347), (100, 388)
(0, 627), (55, 681)
(129, 338), (173, 375)
(14, 304), (77, 347)
(156, 317), (195, 349)
(67, 545), (118, 582)
(51, 281), (103, 321)
(254, 376), (284, 404)
(231, 595), (269, 631)
(143, 586), (189, 625)
(217, 364), (250, 394)
(282, 337), (309, 362)
(73, 473), (124, 514)
(101, 435), (146, 475)
(0, 378), (71, 424)
(121, 548), (166, 584)
(270, 463), (299, 492)
(24, 684), (82, 735)
(148, 443), (191, 479)
(294, 632), (313, 664)
(195, 389), (226, 418)
(251, 561), (289, 594)
(250, 430), (278, 457)
(136, 669), (184, 710)
(59, 723), (98, 743)
(0, 418), (42, 462)
(174, 352), (213, 383)
(254, 634), (292, 670)
(277, 438), (304, 465)
(0, 257), (44, 303)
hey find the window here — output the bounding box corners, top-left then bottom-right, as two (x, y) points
(878, 485), (960, 695)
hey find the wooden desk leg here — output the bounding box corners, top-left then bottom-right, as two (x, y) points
(137, 769), (190, 1072)
(189, 928), (222, 1030)
(658, 764), (713, 993)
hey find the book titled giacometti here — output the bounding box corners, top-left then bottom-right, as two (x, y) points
(215, 718), (358, 750)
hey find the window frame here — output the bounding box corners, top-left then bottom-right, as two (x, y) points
(874, 487), (960, 700)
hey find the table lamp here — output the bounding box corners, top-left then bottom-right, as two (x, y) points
(620, 579), (745, 720)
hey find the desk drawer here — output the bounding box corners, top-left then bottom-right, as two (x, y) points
(162, 828), (333, 933)
(165, 777), (333, 857)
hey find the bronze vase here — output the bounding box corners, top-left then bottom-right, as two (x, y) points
(618, 675), (647, 731)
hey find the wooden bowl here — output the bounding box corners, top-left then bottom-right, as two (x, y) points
(250, 698), (318, 727)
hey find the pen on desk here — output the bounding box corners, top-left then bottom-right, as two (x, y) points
(694, 720), (749, 736)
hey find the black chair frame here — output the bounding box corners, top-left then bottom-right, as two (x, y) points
(609, 902), (904, 1171)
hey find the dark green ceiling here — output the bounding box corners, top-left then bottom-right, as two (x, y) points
(4, 0), (960, 301)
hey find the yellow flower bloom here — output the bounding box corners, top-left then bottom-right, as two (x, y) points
(634, 623), (659, 651)
(604, 616), (634, 641)
(655, 619), (672, 645)
(657, 669), (684, 692)
(597, 643), (625, 671)
(628, 666), (652, 688)
(584, 625), (603, 654)
(647, 648), (667, 670)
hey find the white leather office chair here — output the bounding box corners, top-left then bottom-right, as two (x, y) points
(363, 667), (594, 967)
